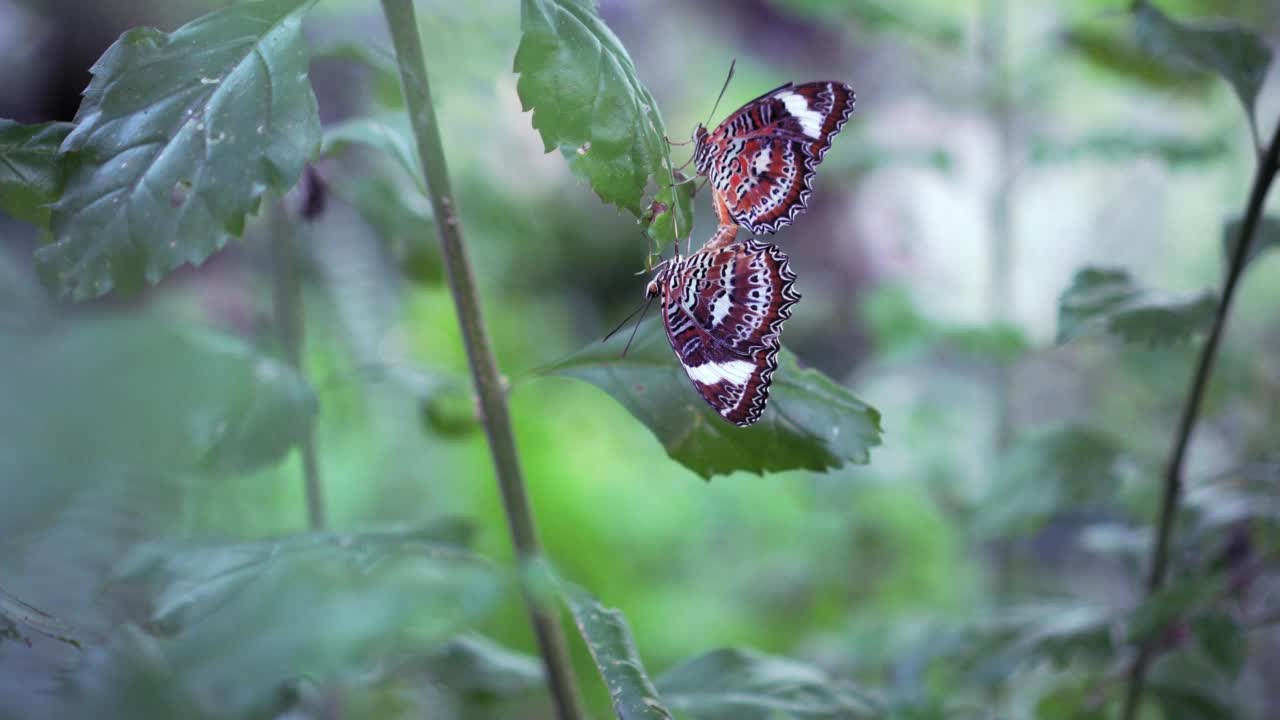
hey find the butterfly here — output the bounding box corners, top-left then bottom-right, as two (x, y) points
(645, 238), (800, 426)
(690, 81), (856, 243)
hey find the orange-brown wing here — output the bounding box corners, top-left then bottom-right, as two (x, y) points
(657, 240), (799, 426)
(701, 82), (856, 235)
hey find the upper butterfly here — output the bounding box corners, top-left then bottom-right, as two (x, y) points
(691, 81), (856, 237)
(646, 238), (800, 427)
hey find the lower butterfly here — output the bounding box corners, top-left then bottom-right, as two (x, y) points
(645, 238), (800, 426)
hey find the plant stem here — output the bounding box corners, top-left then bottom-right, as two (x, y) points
(1120, 118), (1280, 719)
(376, 3), (585, 719)
(269, 199), (326, 530)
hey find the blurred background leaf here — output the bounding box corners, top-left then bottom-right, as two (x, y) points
(978, 425), (1125, 537)
(1132, 1), (1273, 129)
(1057, 267), (1216, 346)
(1222, 215), (1280, 272)
(0, 586), (83, 649)
(0, 120), (72, 225)
(656, 648), (884, 720)
(77, 529), (504, 718)
(3, 0), (1280, 717)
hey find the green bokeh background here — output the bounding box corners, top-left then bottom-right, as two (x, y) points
(3, 0), (1280, 717)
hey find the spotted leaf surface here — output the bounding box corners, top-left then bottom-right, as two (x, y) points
(39, 0), (321, 299)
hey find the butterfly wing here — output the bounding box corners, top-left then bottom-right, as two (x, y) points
(702, 82), (856, 235)
(659, 240), (800, 426)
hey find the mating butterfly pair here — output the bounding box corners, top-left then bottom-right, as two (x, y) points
(649, 81), (856, 426)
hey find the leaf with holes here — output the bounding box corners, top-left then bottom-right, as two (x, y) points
(561, 583), (672, 720)
(541, 320), (882, 480)
(39, 0), (321, 300)
(1057, 267), (1216, 346)
(1133, 2), (1273, 130)
(655, 648), (883, 720)
(513, 0), (693, 246)
(0, 120), (73, 225)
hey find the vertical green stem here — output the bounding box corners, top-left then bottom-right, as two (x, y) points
(1120, 119), (1280, 719)
(269, 199), (326, 530)
(376, 3), (585, 719)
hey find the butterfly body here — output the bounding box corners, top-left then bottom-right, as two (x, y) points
(646, 239), (799, 426)
(692, 81), (856, 235)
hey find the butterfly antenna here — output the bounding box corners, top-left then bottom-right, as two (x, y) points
(621, 294), (656, 358)
(704, 58), (737, 127)
(602, 299), (649, 343)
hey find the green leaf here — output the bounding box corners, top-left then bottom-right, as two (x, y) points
(1057, 267), (1216, 346)
(1147, 647), (1238, 720)
(1061, 20), (1213, 93)
(1030, 129), (1229, 168)
(0, 120), (73, 225)
(541, 320), (882, 479)
(1222, 215), (1280, 273)
(307, 36), (403, 108)
(1133, 2), (1273, 130)
(923, 604), (1116, 686)
(862, 284), (1028, 363)
(421, 383), (483, 438)
(1125, 575), (1220, 646)
(0, 309), (315, 481)
(561, 583), (673, 720)
(39, 0), (322, 300)
(513, 0), (693, 245)
(643, 172), (695, 248)
(331, 167), (441, 285)
(0, 585), (82, 649)
(1190, 611), (1245, 679)
(91, 529), (504, 716)
(422, 633), (544, 700)
(979, 425), (1124, 537)
(320, 114), (443, 284)
(196, 337), (318, 475)
(655, 648), (883, 720)
(322, 114), (424, 192)
(1034, 682), (1108, 720)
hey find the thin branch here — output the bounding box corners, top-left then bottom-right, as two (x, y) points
(269, 199), (326, 530)
(1120, 117), (1280, 719)
(375, 3), (585, 719)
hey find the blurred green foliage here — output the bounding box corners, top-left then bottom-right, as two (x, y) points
(2, 0), (1280, 718)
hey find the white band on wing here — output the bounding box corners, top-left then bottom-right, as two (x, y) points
(777, 91), (823, 139)
(684, 359), (755, 386)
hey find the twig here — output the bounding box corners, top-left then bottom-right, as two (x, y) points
(375, 3), (585, 719)
(1120, 118), (1280, 719)
(269, 199), (326, 530)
